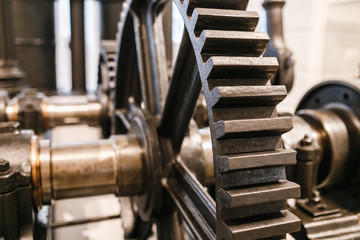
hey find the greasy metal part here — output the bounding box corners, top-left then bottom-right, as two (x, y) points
(282, 81), (360, 239)
(296, 109), (349, 188)
(49, 139), (118, 199)
(0, 0), (25, 95)
(42, 95), (104, 129)
(263, 0), (294, 92)
(70, 0), (86, 92)
(12, 0), (56, 90)
(100, 0), (123, 40)
(295, 135), (321, 199)
(30, 105), (163, 226)
(296, 81), (360, 187)
(0, 123), (33, 239)
(5, 90), (106, 133)
(32, 134), (144, 208)
(180, 123), (214, 186)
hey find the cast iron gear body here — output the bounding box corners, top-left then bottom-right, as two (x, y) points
(114, 0), (301, 239)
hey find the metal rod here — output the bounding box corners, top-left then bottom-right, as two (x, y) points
(50, 214), (120, 229)
(70, 0), (86, 92)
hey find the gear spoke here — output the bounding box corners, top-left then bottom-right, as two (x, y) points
(159, 32), (201, 151)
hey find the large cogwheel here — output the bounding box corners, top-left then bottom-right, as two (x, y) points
(115, 0), (301, 239)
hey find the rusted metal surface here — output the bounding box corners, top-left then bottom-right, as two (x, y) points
(4, 89), (106, 133)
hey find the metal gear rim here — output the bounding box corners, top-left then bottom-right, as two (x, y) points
(114, 0), (301, 239)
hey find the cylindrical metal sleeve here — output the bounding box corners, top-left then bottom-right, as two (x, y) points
(42, 96), (103, 128)
(12, 0), (56, 90)
(49, 139), (117, 199)
(297, 109), (349, 188)
(111, 135), (144, 196)
(39, 139), (51, 205)
(37, 135), (145, 203)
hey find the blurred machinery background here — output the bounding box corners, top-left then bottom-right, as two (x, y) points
(0, 0), (360, 239)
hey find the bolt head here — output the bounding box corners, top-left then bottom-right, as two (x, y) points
(0, 159), (10, 173)
(300, 134), (313, 146)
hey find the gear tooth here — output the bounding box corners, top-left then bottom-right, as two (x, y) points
(208, 86), (287, 109)
(218, 166), (286, 189)
(218, 149), (297, 172)
(219, 180), (300, 208)
(221, 211), (300, 240)
(212, 106), (279, 122)
(213, 117), (293, 139)
(217, 136), (283, 156)
(187, 0), (249, 14)
(205, 56), (278, 81)
(193, 8), (259, 36)
(199, 30), (270, 60)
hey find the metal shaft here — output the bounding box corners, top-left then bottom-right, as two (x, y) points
(70, 0), (86, 92)
(42, 95), (104, 128)
(5, 93), (106, 132)
(0, 0), (24, 80)
(32, 135), (144, 209)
